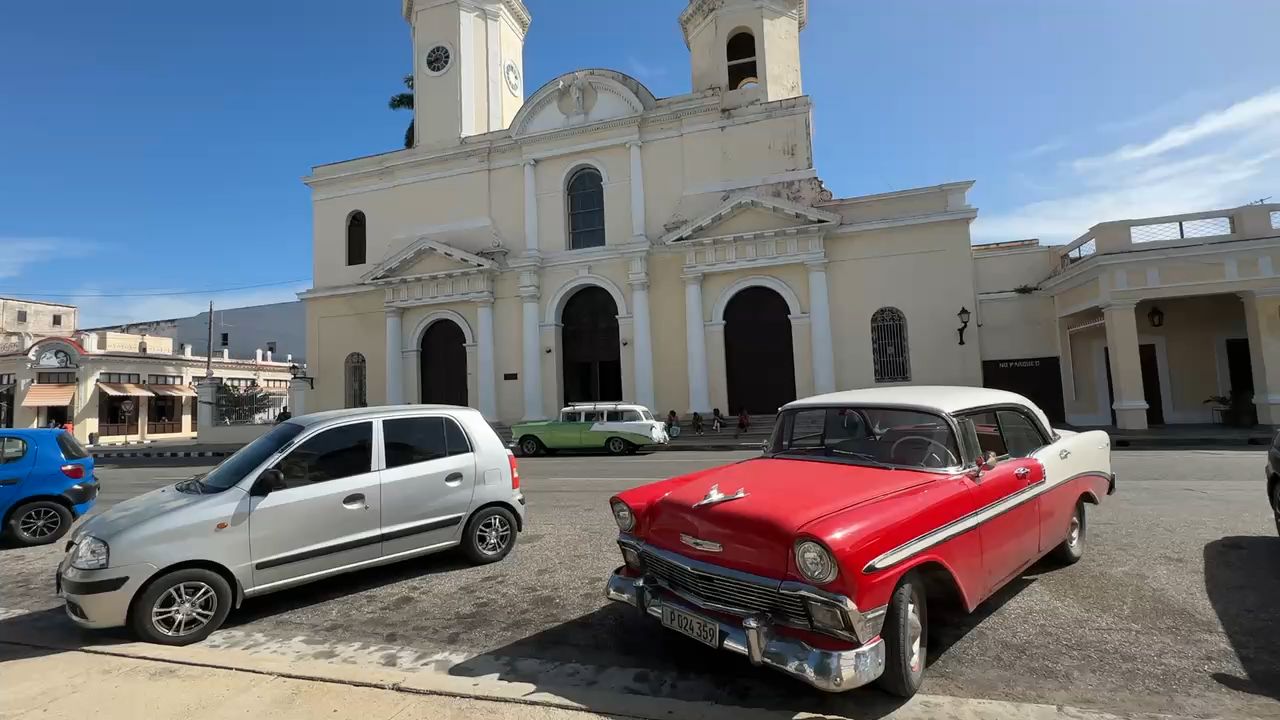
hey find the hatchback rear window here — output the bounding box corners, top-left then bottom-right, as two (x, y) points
(57, 432), (90, 460)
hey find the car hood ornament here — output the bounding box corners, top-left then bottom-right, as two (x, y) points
(693, 483), (749, 508)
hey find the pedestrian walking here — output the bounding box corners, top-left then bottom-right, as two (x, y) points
(712, 408), (724, 432)
(735, 408), (750, 438)
(691, 412), (704, 435)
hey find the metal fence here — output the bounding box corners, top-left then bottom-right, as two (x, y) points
(214, 385), (287, 426)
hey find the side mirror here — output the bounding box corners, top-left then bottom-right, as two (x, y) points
(967, 455), (995, 481)
(251, 469), (287, 497)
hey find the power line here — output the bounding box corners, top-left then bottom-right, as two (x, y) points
(0, 279), (309, 299)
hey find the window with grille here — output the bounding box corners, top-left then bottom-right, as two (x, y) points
(148, 375), (183, 385)
(222, 377), (257, 387)
(38, 372), (76, 384)
(345, 352), (368, 409)
(566, 168), (605, 250)
(871, 307), (911, 383)
(100, 373), (141, 384)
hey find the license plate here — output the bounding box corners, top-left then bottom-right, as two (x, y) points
(661, 606), (719, 648)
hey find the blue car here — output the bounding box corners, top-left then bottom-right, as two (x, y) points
(0, 429), (97, 546)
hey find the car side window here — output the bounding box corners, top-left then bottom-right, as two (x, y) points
(583, 411), (602, 422)
(276, 422), (372, 487)
(383, 417), (447, 468)
(605, 411), (623, 422)
(443, 417), (471, 456)
(997, 410), (1046, 458)
(963, 411), (1008, 462)
(622, 410), (643, 422)
(559, 411), (579, 422)
(0, 437), (27, 464)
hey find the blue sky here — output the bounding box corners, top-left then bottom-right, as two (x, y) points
(2, 0), (1277, 326)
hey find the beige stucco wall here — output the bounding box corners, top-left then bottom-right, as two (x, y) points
(978, 294), (1058, 361)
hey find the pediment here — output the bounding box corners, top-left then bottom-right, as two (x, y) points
(511, 70), (656, 138)
(662, 195), (840, 244)
(362, 237), (493, 283)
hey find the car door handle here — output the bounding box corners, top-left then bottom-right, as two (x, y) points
(444, 472), (464, 485)
(1014, 467), (1032, 482)
(0, 477), (18, 486)
(341, 493), (367, 509)
(1059, 449), (1071, 460)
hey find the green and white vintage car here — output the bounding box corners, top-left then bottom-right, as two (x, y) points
(511, 403), (669, 456)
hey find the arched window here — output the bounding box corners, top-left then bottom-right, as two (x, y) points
(567, 168), (605, 250)
(346, 211), (367, 266)
(726, 31), (759, 90)
(344, 352), (367, 408)
(871, 307), (910, 383)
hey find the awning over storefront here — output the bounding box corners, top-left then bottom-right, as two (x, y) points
(22, 384), (76, 407)
(97, 383), (155, 397)
(149, 385), (198, 397)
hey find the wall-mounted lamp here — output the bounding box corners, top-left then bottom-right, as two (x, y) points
(545, 347), (552, 354)
(622, 339), (630, 347)
(956, 307), (972, 346)
(1147, 306), (1165, 328)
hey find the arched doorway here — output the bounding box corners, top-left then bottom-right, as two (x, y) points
(725, 286), (796, 414)
(420, 320), (467, 406)
(561, 286), (622, 404)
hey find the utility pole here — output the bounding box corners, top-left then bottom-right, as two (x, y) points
(205, 301), (214, 379)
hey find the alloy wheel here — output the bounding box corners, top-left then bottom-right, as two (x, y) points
(476, 515), (512, 556)
(151, 582), (218, 638)
(608, 438), (626, 454)
(521, 438), (539, 456)
(19, 508), (61, 539)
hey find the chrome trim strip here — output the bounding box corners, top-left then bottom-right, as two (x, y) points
(864, 469), (1112, 573)
(246, 540), (459, 597)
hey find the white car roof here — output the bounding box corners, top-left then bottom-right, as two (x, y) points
(784, 386), (1053, 431)
(292, 404), (479, 428)
(561, 403), (647, 412)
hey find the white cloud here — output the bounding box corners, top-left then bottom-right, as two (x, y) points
(975, 86), (1280, 244)
(626, 56), (667, 81)
(1017, 138), (1066, 160)
(0, 238), (96, 279)
(70, 283), (309, 328)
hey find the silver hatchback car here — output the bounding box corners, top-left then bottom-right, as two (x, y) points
(57, 405), (526, 645)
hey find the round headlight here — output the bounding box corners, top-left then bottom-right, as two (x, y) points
(795, 540), (838, 585)
(610, 499), (635, 532)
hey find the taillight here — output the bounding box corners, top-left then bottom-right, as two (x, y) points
(507, 451), (520, 490)
(61, 464), (85, 480)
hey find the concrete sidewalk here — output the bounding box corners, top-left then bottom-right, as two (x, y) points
(0, 644), (603, 720)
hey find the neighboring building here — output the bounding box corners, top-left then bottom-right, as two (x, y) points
(86, 300), (305, 365)
(976, 203), (1280, 429)
(0, 297), (77, 355)
(0, 328), (294, 443)
(301, 0), (984, 423)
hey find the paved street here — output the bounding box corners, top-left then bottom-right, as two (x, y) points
(2, 450), (1278, 719)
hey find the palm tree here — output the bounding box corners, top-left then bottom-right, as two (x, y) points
(389, 74), (414, 148)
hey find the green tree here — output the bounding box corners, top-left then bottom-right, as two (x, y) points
(389, 74), (415, 148)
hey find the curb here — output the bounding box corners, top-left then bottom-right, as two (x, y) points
(91, 450), (234, 460)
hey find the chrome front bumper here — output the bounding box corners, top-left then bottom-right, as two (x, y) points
(606, 569), (885, 692)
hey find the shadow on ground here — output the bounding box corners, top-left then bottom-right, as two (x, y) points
(1204, 535), (1280, 700)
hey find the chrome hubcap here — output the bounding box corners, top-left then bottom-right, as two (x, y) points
(152, 582), (217, 637)
(19, 508), (61, 538)
(476, 515), (511, 555)
(1067, 513), (1081, 547)
(522, 439), (537, 454)
(906, 597), (923, 673)
(610, 439), (624, 452)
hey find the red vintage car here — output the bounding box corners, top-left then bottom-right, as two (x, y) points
(605, 387), (1114, 697)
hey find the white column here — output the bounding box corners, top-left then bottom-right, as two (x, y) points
(631, 280), (655, 410)
(685, 274), (711, 413)
(523, 160), (540, 254)
(385, 308), (404, 405)
(807, 261), (836, 394)
(476, 300), (497, 420)
(521, 293), (544, 420)
(288, 378), (309, 417)
(628, 141), (646, 240)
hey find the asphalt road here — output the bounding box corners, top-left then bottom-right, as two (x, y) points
(2, 450), (1278, 719)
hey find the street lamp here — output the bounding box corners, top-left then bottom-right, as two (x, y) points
(956, 307), (972, 346)
(1147, 306), (1165, 328)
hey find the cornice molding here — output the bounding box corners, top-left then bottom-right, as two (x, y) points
(404, 0), (531, 35)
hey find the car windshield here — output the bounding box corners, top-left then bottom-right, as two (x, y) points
(200, 422), (305, 491)
(767, 406), (961, 470)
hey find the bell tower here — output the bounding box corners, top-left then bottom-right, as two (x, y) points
(680, 0), (805, 102)
(403, 0), (531, 148)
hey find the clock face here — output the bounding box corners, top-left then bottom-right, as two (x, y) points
(424, 45), (452, 75)
(504, 61), (522, 95)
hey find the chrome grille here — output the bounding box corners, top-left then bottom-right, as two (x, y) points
(639, 547), (810, 627)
